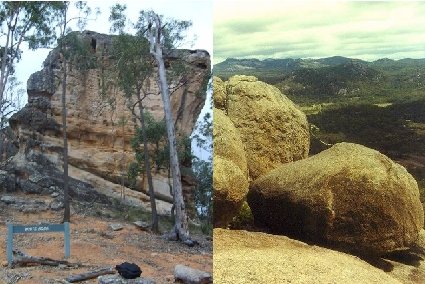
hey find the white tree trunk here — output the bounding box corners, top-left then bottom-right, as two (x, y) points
(146, 14), (189, 240)
(155, 47), (189, 240)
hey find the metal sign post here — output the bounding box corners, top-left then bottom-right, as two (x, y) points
(6, 222), (70, 265)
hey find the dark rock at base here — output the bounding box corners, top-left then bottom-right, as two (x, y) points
(49, 199), (64, 211)
(1, 195), (18, 204)
(133, 221), (150, 230)
(0, 170), (15, 192)
(19, 179), (43, 194)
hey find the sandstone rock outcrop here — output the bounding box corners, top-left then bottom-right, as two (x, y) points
(214, 75), (309, 180)
(214, 228), (402, 284)
(248, 142), (424, 255)
(3, 31), (210, 215)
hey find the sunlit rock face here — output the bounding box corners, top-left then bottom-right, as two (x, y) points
(215, 75), (310, 181)
(7, 31), (210, 215)
(212, 75), (309, 226)
(248, 142), (424, 255)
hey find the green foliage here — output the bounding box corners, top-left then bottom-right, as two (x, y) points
(58, 32), (97, 71)
(135, 10), (192, 50)
(129, 111), (195, 174)
(192, 158), (212, 225)
(110, 33), (152, 98)
(309, 102), (425, 157)
(109, 4), (127, 34)
(0, 1), (66, 50)
(192, 112), (212, 152)
(229, 201), (254, 230)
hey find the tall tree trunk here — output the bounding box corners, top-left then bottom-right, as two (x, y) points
(60, 8), (70, 223)
(62, 54), (70, 223)
(154, 42), (189, 241)
(137, 91), (159, 233)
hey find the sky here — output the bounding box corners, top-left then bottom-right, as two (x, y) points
(213, 0), (425, 64)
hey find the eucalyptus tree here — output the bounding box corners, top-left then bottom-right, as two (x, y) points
(109, 33), (159, 233)
(110, 5), (196, 242)
(53, 1), (97, 222)
(0, 1), (64, 110)
(0, 2), (64, 159)
(136, 10), (195, 243)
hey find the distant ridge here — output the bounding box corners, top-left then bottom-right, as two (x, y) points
(213, 56), (425, 84)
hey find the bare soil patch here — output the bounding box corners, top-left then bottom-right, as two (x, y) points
(0, 200), (212, 284)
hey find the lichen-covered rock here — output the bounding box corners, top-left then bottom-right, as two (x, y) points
(248, 142), (424, 255)
(213, 108), (249, 227)
(213, 108), (247, 176)
(213, 228), (402, 284)
(219, 75), (310, 180)
(213, 77), (226, 110)
(213, 156), (249, 228)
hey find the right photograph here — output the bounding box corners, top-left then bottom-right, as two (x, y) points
(213, 1), (425, 283)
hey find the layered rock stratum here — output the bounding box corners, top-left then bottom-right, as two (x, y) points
(2, 31), (210, 215)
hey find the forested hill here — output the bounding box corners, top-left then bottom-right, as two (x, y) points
(214, 56), (425, 105)
(214, 56), (367, 82)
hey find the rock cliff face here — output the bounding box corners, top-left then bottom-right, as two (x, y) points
(5, 31), (210, 215)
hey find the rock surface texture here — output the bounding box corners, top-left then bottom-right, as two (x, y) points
(174, 264), (212, 284)
(212, 75), (309, 226)
(213, 108), (248, 227)
(3, 31), (210, 215)
(214, 75), (309, 180)
(248, 142), (424, 255)
(213, 229), (402, 284)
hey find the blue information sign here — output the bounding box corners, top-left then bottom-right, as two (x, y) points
(6, 222), (70, 265)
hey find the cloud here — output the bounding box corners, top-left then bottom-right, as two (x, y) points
(214, 1), (425, 64)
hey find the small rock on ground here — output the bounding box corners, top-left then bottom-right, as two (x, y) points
(109, 224), (124, 231)
(133, 221), (150, 230)
(174, 264), (212, 284)
(98, 274), (155, 284)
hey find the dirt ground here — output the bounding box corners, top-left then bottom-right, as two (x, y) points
(0, 199), (212, 284)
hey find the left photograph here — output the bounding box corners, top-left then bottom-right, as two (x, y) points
(0, 1), (212, 283)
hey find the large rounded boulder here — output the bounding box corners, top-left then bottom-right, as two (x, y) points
(223, 75), (310, 180)
(248, 142), (424, 255)
(213, 108), (249, 227)
(214, 156), (249, 228)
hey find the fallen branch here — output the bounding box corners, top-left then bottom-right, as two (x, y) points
(12, 249), (80, 268)
(65, 267), (116, 283)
